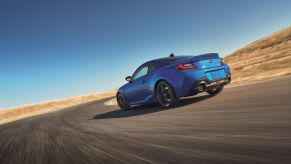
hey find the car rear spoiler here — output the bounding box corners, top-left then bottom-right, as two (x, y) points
(176, 53), (220, 64)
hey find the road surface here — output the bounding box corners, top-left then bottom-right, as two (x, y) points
(1, 76), (291, 164)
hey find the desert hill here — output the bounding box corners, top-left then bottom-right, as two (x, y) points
(224, 26), (291, 83)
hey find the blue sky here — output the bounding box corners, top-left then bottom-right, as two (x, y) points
(0, 0), (291, 108)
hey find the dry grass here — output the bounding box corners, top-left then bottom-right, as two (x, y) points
(224, 26), (291, 84)
(0, 90), (116, 124)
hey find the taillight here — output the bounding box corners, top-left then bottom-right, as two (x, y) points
(220, 58), (224, 66)
(177, 63), (196, 70)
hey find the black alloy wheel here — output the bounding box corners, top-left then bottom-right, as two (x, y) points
(117, 93), (130, 110)
(156, 81), (178, 108)
(206, 85), (224, 95)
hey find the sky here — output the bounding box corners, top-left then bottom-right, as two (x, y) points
(0, 0), (291, 108)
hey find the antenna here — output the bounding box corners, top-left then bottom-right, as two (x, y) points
(169, 53), (175, 57)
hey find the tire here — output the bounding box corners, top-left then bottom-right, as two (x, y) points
(117, 93), (130, 110)
(155, 81), (178, 108)
(206, 85), (224, 95)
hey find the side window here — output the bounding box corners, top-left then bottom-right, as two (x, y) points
(133, 66), (149, 80)
(148, 64), (156, 73)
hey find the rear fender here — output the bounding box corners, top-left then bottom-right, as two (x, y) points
(152, 68), (187, 98)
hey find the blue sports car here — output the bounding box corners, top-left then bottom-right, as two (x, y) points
(117, 53), (231, 110)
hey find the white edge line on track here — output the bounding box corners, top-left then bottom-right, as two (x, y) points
(226, 75), (291, 88)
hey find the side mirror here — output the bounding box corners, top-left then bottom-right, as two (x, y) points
(125, 76), (132, 82)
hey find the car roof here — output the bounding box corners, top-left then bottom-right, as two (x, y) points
(148, 55), (192, 64)
(156, 56), (192, 62)
(136, 56), (191, 69)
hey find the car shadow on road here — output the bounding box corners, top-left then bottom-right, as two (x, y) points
(92, 94), (214, 120)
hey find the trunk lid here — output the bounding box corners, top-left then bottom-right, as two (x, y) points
(177, 53), (222, 69)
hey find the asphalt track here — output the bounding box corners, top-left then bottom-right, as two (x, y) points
(0, 76), (291, 164)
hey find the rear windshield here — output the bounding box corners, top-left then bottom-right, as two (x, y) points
(158, 56), (191, 62)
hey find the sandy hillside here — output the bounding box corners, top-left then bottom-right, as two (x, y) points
(0, 90), (116, 124)
(224, 26), (291, 84)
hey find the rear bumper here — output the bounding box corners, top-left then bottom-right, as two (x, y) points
(187, 73), (231, 96)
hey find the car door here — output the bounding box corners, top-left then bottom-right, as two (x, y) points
(124, 64), (151, 105)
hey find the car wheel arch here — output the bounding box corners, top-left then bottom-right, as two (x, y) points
(116, 91), (131, 110)
(117, 91), (127, 103)
(154, 79), (177, 97)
